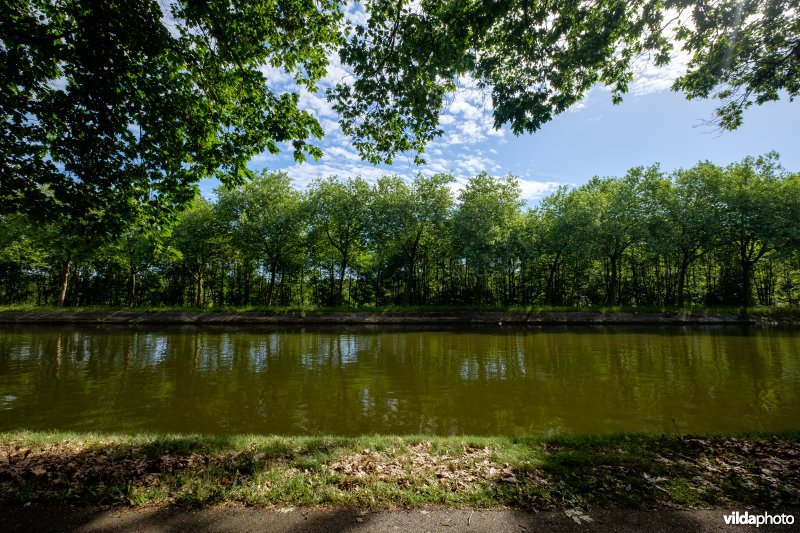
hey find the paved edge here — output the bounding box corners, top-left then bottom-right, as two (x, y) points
(0, 310), (796, 326)
(1, 506), (798, 532)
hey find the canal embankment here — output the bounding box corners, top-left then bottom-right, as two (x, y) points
(1, 309), (799, 325)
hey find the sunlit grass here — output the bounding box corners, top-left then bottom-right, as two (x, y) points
(1, 431), (797, 509)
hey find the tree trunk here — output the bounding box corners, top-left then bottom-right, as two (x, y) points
(267, 261), (278, 306)
(327, 262), (335, 306)
(57, 259), (72, 307)
(128, 267), (137, 308)
(546, 252), (561, 306)
(196, 271), (203, 307)
(244, 263), (250, 305)
(741, 259), (752, 308)
(607, 254), (619, 306)
(405, 255), (415, 305)
(676, 254), (690, 307)
(337, 253), (348, 307)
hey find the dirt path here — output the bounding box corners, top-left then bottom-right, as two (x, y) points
(1, 506), (797, 532)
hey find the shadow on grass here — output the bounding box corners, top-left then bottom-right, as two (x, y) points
(1, 433), (798, 512)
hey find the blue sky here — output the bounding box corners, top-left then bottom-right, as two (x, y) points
(199, 12), (800, 205)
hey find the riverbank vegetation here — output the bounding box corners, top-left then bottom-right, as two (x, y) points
(1, 304), (799, 315)
(2, 154), (798, 311)
(1, 432), (797, 509)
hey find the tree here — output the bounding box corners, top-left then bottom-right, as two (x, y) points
(170, 197), (228, 307)
(581, 167), (659, 306)
(217, 171), (307, 306)
(781, 172), (800, 252)
(670, 0), (800, 130)
(3, 0), (796, 235)
(331, 0), (672, 163)
(0, 0), (342, 235)
(533, 186), (595, 306)
(0, 214), (47, 304)
(452, 173), (522, 303)
(650, 162), (724, 306)
(369, 173), (453, 304)
(716, 153), (793, 307)
(330, 0), (797, 161)
(3, 1), (796, 231)
(308, 177), (371, 306)
(104, 220), (168, 307)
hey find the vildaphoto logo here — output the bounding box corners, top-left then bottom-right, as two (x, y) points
(723, 511), (794, 527)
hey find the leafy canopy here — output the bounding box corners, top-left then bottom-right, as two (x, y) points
(1, 0), (796, 233)
(331, 0), (799, 163)
(0, 0), (343, 236)
(330, 0), (671, 164)
(670, 0), (800, 130)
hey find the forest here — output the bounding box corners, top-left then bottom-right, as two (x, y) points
(1, 153), (798, 310)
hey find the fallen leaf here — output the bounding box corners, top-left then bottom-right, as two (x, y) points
(565, 508), (593, 525)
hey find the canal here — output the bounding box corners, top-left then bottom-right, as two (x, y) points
(1, 325), (798, 436)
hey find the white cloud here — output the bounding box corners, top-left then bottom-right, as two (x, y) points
(435, 76), (504, 145)
(323, 146), (362, 162)
(260, 64), (296, 87)
(629, 48), (691, 96)
(448, 97), (484, 120)
(487, 126), (504, 138)
(454, 154), (493, 176)
(568, 100), (586, 113)
(517, 179), (561, 201)
(321, 51), (353, 86)
(299, 89), (338, 119)
(243, 20), (532, 194)
(624, 9), (692, 97)
(281, 160), (390, 190)
(344, 2), (368, 27)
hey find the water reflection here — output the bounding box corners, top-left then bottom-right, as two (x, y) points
(0, 326), (798, 436)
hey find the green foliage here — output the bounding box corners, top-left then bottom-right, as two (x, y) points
(170, 197), (230, 306)
(308, 176), (372, 305)
(217, 171), (307, 305)
(453, 173), (523, 278)
(2, 0), (796, 242)
(581, 166), (662, 305)
(0, 0), (343, 235)
(331, 0), (672, 163)
(369, 173), (454, 304)
(670, 0), (800, 130)
(1, 154), (798, 308)
(713, 153), (796, 306)
(330, 0), (797, 162)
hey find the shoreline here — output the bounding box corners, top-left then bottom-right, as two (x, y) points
(1, 310), (799, 326)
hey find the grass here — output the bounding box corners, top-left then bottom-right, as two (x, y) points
(1, 431), (798, 509)
(2, 303), (799, 315)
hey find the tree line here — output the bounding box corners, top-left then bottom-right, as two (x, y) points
(1, 153), (798, 309)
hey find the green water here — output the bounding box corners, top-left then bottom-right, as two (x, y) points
(0, 325), (798, 436)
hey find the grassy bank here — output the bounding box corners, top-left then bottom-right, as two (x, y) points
(2, 304), (800, 315)
(1, 432), (798, 509)
(3, 305), (800, 325)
